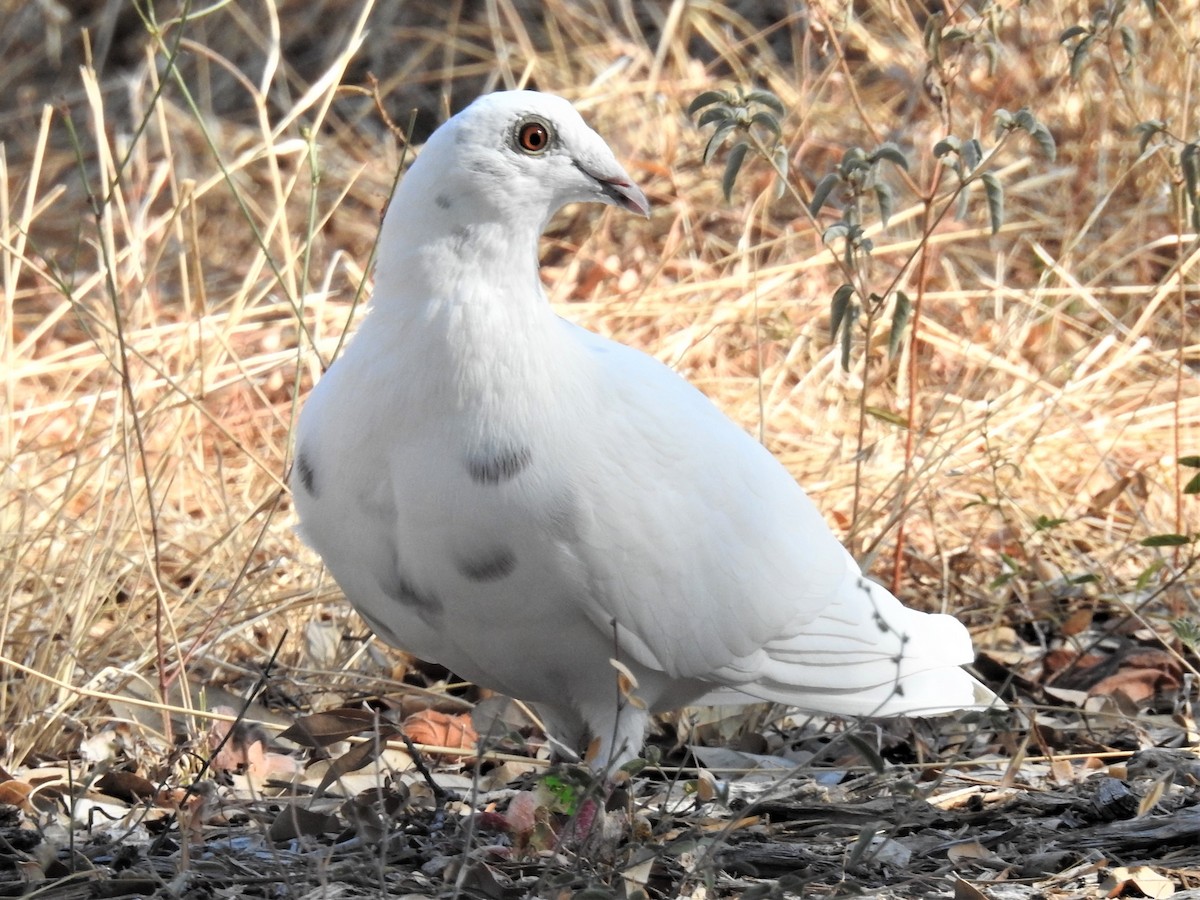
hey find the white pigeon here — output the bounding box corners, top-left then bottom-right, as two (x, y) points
(292, 90), (985, 770)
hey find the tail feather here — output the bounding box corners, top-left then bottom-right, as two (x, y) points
(706, 550), (997, 717)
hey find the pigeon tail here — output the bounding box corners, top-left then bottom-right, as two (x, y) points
(704, 549), (993, 717)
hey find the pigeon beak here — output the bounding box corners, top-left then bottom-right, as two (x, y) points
(577, 158), (649, 217)
(596, 174), (650, 217)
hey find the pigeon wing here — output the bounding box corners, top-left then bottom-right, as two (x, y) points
(560, 321), (980, 713)
(561, 321), (851, 680)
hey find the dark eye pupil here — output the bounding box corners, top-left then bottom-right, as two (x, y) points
(521, 124), (547, 151)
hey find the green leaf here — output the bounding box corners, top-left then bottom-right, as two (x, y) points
(955, 185), (971, 221)
(696, 105), (733, 128)
(1184, 471), (1200, 495)
(1171, 618), (1200, 650)
(962, 138), (983, 172)
(541, 772), (584, 813)
(871, 142), (909, 171)
(934, 136), (961, 158)
(999, 551), (1022, 572)
(983, 40), (1000, 76)
(1182, 143), (1200, 201)
(687, 90), (731, 116)
(1179, 455), (1200, 467)
(839, 146), (868, 178)
(745, 88), (786, 116)
(1135, 559), (1164, 591)
(875, 182), (894, 226)
(750, 110), (782, 140)
(989, 571), (1015, 589)
(829, 284), (855, 342)
(702, 120), (736, 165)
(840, 301), (857, 371)
(865, 405), (908, 427)
(887, 290), (911, 359)
(721, 141), (749, 202)
(1135, 120), (1165, 155)
(1119, 25), (1138, 61)
(1015, 108), (1037, 132)
(1030, 123), (1057, 162)
(823, 222), (851, 244)
(809, 172), (840, 214)
(842, 229), (858, 267)
(981, 172), (1004, 234)
(1140, 533), (1193, 547)
(924, 10), (946, 62)
(619, 756), (648, 776)
(1034, 515), (1068, 530)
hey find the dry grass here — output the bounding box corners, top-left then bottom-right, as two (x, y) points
(1, 0), (1198, 860)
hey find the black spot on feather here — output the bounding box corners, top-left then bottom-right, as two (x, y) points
(457, 548), (516, 582)
(379, 568), (442, 614)
(467, 446), (531, 485)
(295, 450), (317, 496)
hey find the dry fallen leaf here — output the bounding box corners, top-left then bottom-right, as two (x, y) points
(502, 789), (539, 835)
(402, 709), (478, 758)
(622, 855), (657, 896)
(279, 708), (383, 748)
(0, 779), (34, 811)
(1060, 606), (1093, 636)
(208, 708), (301, 781)
(953, 877), (992, 900)
(95, 771), (157, 803)
(1049, 758), (1076, 785)
(1101, 865), (1175, 898)
(1088, 650), (1182, 704)
(947, 839), (1003, 865)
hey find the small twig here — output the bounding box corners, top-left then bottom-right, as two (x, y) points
(400, 731), (451, 809)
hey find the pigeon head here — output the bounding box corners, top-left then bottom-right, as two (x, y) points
(411, 91), (649, 230)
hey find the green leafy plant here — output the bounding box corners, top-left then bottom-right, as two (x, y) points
(690, 95), (1054, 376)
(1182, 456), (1200, 496)
(689, 47), (1055, 551)
(687, 88), (788, 202)
(1059, 0), (1158, 82)
(1139, 456), (1200, 547)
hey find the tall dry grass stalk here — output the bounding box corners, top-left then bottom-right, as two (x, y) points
(1, 0), (1197, 769)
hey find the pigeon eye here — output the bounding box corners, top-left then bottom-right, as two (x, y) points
(516, 120), (551, 154)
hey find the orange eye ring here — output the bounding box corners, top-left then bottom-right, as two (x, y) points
(517, 120), (551, 154)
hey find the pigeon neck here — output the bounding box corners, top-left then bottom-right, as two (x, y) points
(365, 200), (572, 419)
(372, 190), (546, 319)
